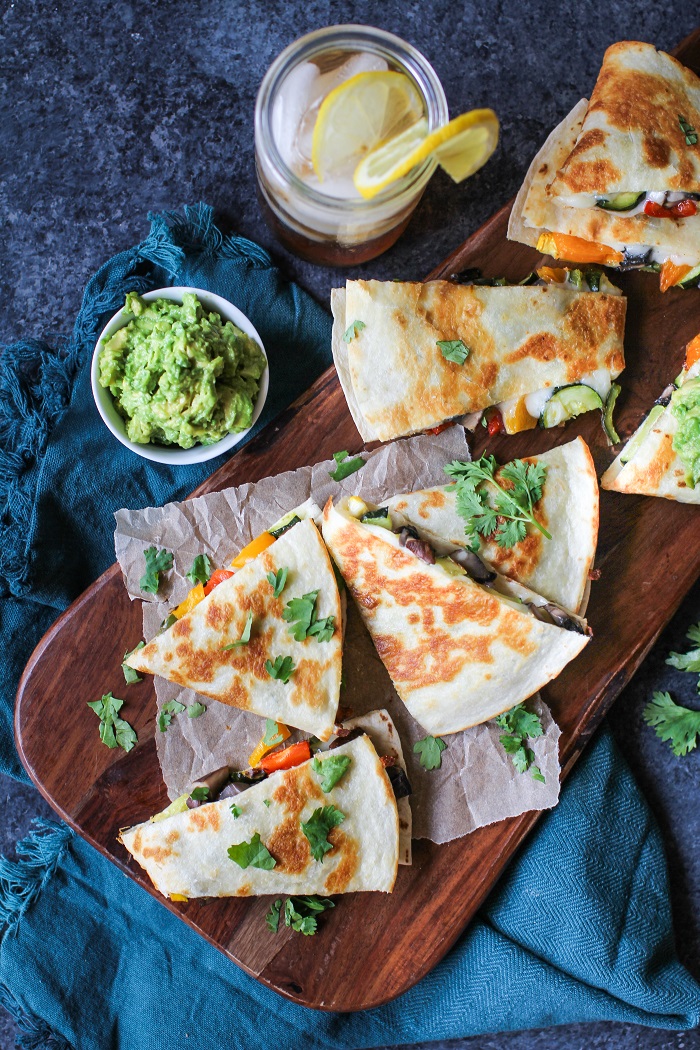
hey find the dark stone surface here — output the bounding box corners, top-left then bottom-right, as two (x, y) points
(2, 0), (699, 1046)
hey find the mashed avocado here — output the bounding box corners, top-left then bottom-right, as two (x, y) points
(98, 292), (266, 449)
(671, 377), (700, 488)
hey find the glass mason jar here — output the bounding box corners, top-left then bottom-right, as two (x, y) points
(255, 25), (449, 266)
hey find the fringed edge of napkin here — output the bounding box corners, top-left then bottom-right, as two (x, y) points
(0, 203), (274, 597)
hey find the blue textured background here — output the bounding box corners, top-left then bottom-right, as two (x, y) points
(1, 1), (699, 1047)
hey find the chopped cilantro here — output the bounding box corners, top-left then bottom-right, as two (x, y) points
(343, 319), (366, 342)
(494, 703), (545, 780)
(445, 455), (551, 551)
(667, 623), (700, 678)
(301, 805), (345, 862)
(186, 553), (212, 586)
(679, 114), (698, 146)
(187, 702), (206, 718)
(87, 692), (137, 753)
(437, 339), (469, 364)
(263, 719), (286, 747)
(122, 641), (144, 684)
(158, 699), (186, 732)
(266, 567), (289, 599)
(265, 655), (295, 683)
(644, 691), (700, 756)
(139, 547), (173, 595)
(190, 786), (210, 802)
(329, 450), (365, 482)
(230, 803), (242, 819)
(263, 799), (271, 808)
(413, 734), (447, 770)
(283, 590), (335, 643)
(221, 611), (254, 650)
(266, 899), (282, 932)
(267, 895), (334, 936)
(312, 754), (351, 792)
(227, 832), (276, 870)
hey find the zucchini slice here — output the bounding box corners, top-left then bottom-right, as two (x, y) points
(595, 191), (646, 212)
(602, 383), (621, 444)
(678, 263), (700, 289)
(541, 384), (604, 428)
(268, 512), (301, 538)
(620, 404), (666, 465)
(361, 508), (393, 530)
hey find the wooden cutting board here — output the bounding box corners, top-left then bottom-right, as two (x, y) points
(15, 28), (700, 1013)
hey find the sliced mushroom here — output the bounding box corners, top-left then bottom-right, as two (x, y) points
(386, 765), (413, 800)
(450, 548), (497, 584)
(396, 525), (420, 544)
(328, 726), (364, 750)
(404, 536), (435, 564)
(186, 765), (232, 807)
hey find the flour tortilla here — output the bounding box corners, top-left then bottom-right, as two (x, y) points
(322, 498), (590, 736)
(601, 361), (700, 503)
(120, 734), (399, 899)
(126, 518), (342, 740)
(332, 280), (626, 443)
(384, 437), (598, 615)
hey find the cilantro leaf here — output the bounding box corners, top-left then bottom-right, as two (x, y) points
(413, 735), (447, 770)
(187, 702), (206, 718)
(284, 898), (317, 935)
(283, 590), (335, 643)
(667, 648), (700, 674)
(266, 567), (289, 599)
(301, 805), (345, 862)
(306, 615), (336, 643)
(265, 655), (295, 683)
(312, 754), (351, 792)
(266, 899), (282, 933)
(263, 719), (286, 748)
(230, 803), (242, 819)
(494, 702), (545, 780)
(114, 719), (138, 753)
(158, 699), (186, 732)
(190, 786), (210, 802)
(122, 641), (144, 684)
(221, 611), (254, 650)
(343, 319), (366, 342)
(186, 553), (212, 586)
(679, 114), (698, 146)
(444, 456), (551, 550)
(227, 832), (276, 870)
(437, 339), (469, 364)
(329, 450), (365, 482)
(643, 691), (700, 756)
(87, 692), (138, 753)
(139, 547), (173, 595)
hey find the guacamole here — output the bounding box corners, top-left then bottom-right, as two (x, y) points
(671, 376), (700, 488)
(98, 292), (266, 449)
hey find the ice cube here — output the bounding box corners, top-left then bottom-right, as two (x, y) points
(272, 61), (320, 172)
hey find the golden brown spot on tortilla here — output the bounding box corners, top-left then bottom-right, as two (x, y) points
(132, 831), (142, 854)
(174, 643), (217, 684)
(164, 652), (173, 662)
(237, 884), (253, 896)
(374, 630), (495, 687)
(624, 431), (676, 492)
(417, 489), (447, 518)
(394, 309), (408, 329)
(538, 162), (549, 175)
(173, 617), (191, 638)
(505, 332), (560, 365)
(273, 766), (324, 816)
(324, 829), (360, 893)
(399, 818), (409, 830)
(165, 830), (180, 846)
(142, 845), (173, 863)
(188, 807), (222, 833)
(267, 817), (311, 875)
(407, 612), (420, 624)
(563, 296), (626, 379)
(499, 610), (538, 657)
(205, 600), (234, 632)
(222, 679), (251, 711)
(289, 657), (332, 709)
(394, 500), (408, 512)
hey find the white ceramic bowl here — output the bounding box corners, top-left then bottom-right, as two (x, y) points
(91, 286), (269, 465)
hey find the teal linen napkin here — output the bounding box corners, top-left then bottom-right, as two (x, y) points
(1, 206), (698, 1047)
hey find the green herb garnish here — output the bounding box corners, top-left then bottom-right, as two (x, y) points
(265, 655), (295, 683)
(157, 699), (186, 732)
(666, 622), (700, 679)
(343, 320), (366, 342)
(494, 703), (545, 780)
(413, 734), (446, 770)
(187, 702), (206, 718)
(437, 339), (469, 364)
(230, 803), (242, 819)
(267, 567), (289, 599)
(221, 611), (254, 650)
(187, 553), (212, 586)
(283, 590), (335, 643)
(679, 114), (698, 146)
(301, 805), (345, 862)
(644, 691), (700, 756)
(329, 449), (365, 482)
(312, 754), (351, 792)
(227, 832), (276, 870)
(263, 719), (286, 747)
(267, 895), (334, 936)
(445, 455), (551, 551)
(160, 613), (177, 632)
(263, 799), (271, 808)
(266, 899), (282, 932)
(87, 692), (138, 753)
(139, 547), (173, 595)
(122, 641), (144, 684)
(190, 786), (210, 802)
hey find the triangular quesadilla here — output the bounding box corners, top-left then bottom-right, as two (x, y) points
(120, 734), (399, 899)
(601, 357), (700, 502)
(383, 437), (598, 615)
(127, 517), (343, 740)
(509, 42), (700, 290)
(322, 498), (590, 737)
(332, 278), (625, 442)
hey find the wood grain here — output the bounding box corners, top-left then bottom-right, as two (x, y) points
(15, 28), (700, 1013)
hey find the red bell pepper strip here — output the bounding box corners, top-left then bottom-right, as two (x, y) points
(259, 740), (312, 773)
(203, 569), (235, 595)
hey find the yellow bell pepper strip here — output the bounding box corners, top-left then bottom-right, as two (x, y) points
(170, 894), (188, 902)
(172, 582), (205, 619)
(660, 260), (692, 293)
(536, 232), (624, 266)
(536, 266), (568, 283)
(259, 740), (312, 773)
(248, 721), (292, 768)
(230, 530), (277, 571)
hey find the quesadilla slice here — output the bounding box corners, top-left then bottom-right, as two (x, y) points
(601, 351), (700, 502)
(332, 277), (625, 442)
(384, 437), (598, 615)
(126, 517), (343, 740)
(509, 42), (700, 291)
(120, 734), (399, 899)
(322, 498), (590, 737)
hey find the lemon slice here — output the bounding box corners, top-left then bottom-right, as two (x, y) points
(354, 109), (500, 199)
(312, 70), (424, 182)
